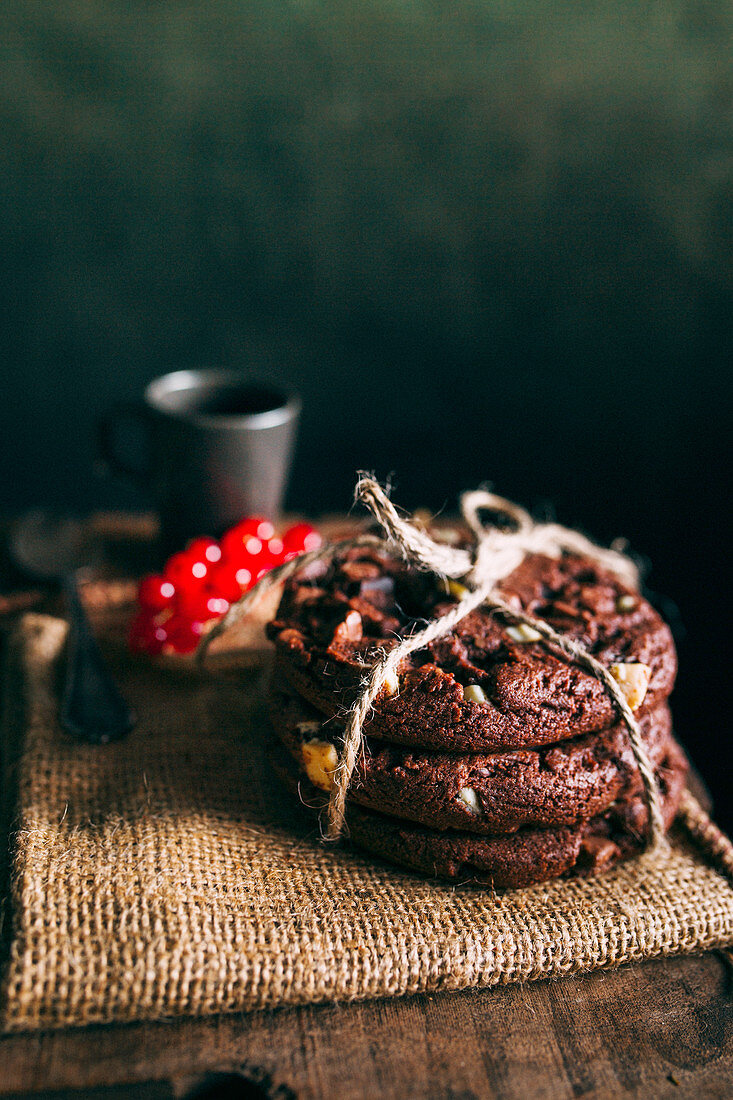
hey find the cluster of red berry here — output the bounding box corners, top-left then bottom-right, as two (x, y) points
(128, 518), (321, 656)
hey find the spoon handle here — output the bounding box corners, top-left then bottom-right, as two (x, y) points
(60, 573), (136, 744)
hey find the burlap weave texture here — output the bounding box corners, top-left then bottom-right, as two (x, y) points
(2, 614), (732, 1033)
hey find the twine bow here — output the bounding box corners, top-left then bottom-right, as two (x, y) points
(199, 475), (668, 855)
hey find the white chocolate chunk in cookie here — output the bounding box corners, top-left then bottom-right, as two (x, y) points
(506, 623), (543, 643)
(457, 787), (482, 814)
(333, 610), (363, 643)
(301, 739), (338, 791)
(609, 662), (652, 710)
(463, 683), (487, 703)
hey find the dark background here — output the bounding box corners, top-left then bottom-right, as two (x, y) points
(2, 3), (731, 825)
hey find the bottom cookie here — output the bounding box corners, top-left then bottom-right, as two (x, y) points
(270, 738), (688, 888)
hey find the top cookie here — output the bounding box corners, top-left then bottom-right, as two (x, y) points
(267, 543), (677, 752)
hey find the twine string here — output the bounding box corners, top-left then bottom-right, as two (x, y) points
(326, 580), (496, 839)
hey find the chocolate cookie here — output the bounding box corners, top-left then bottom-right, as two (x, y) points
(268, 685), (674, 835)
(267, 545), (677, 752)
(270, 737), (688, 888)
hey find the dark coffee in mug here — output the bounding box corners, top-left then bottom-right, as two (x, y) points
(100, 371), (301, 552)
(163, 382), (287, 419)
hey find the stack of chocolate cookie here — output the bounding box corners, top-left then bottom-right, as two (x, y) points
(266, 542), (687, 888)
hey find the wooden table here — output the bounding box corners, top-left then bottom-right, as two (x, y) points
(1, 516), (731, 1099)
(0, 952), (731, 1099)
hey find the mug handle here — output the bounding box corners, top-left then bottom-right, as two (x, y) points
(97, 401), (151, 488)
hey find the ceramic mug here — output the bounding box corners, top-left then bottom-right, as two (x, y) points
(99, 370), (301, 551)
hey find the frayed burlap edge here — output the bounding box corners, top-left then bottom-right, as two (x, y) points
(1, 614), (732, 1034)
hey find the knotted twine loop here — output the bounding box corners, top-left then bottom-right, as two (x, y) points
(198, 476), (668, 858)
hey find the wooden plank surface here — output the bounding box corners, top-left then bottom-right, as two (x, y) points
(0, 952), (731, 1099)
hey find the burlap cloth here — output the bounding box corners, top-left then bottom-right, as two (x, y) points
(1, 613), (732, 1033)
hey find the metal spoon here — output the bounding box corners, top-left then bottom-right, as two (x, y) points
(10, 511), (136, 744)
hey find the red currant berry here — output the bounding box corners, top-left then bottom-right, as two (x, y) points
(128, 610), (168, 655)
(205, 596), (230, 618)
(210, 562), (249, 602)
(174, 582), (209, 620)
(164, 549), (210, 592)
(165, 551), (192, 585)
(220, 529), (246, 565)
(178, 583), (231, 621)
(187, 536), (222, 565)
(238, 516), (275, 541)
(221, 529), (262, 564)
(164, 615), (204, 655)
(137, 574), (176, 613)
(248, 547), (278, 580)
(221, 517), (275, 564)
(266, 536), (285, 561)
(283, 522), (322, 557)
